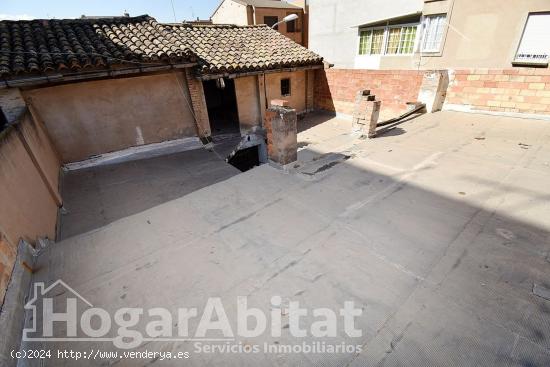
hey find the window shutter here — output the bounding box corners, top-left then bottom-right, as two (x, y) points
(515, 13), (550, 65)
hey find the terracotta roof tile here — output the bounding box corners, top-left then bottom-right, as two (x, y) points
(0, 15), (193, 77)
(168, 23), (323, 75)
(0, 16), (323, 80)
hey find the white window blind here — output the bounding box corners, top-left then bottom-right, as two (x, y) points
(422, 15), (446, 52)
(515, 13), (550, 65)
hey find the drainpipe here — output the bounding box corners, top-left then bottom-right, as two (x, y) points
(252, 6), (256, 24)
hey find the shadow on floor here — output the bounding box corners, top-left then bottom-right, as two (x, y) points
(297, 111), (338, 133)
(59, 148), (240, 240)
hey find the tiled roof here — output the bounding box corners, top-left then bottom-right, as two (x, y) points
(0, 16), (323, 80)
(167, 24), (323, 75)
(0, 15), (193, 78)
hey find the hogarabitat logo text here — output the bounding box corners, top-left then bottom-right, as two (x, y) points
(24, 281), (364, 350)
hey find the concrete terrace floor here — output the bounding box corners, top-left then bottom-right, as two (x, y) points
(26, 111), (550, 366)
(59, 135), (241, 239)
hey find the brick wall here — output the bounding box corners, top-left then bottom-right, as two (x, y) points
(445, 68), (550, 115)
(184, 69), (211, 137)
(314, 69), (424, 120)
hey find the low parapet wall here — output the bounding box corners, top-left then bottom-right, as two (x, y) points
(314, 69), (424, 120)
(444, 68), (550, 118)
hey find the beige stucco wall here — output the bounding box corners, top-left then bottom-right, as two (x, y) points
(0, 114), (60, 247)
(421, 0), (550, 69)
(234, 75), (262, 133)
(24, 72), (197, 163)
(265, 70), (307, 112)
(0, 110), (60, 305)
(211, 0), (249, 25)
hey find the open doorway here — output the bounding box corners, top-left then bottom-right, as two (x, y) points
(203, 78), (240, 136)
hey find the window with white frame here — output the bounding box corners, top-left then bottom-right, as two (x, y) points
(358, 23), (419, 56)
(421, 14), (446, 52)
(358, 28), (385, 55)
(386, 26), (417, 54)
(514, 13), (550, 65)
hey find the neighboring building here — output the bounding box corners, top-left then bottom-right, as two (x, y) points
(309, 0), (422, 69)
(311, 0), (550, 120)
(309, 0), (550, 70)
(211, 0), (307, 46)
(183, 18), (213, 25)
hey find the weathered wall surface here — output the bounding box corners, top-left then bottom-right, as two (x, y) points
(24, 72), (197, 163)
(314, 69), (423, 120)
(445, 68), (550, 116)
(234, 75), (262, 133)
(0, 234), (16, 306)
(265, 70), (307, 113)
(0, 112), (61, 303)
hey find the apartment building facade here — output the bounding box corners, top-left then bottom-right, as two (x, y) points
(310, 0), (550, 119)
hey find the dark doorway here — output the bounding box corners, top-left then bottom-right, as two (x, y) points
(203, 78), (240, 136)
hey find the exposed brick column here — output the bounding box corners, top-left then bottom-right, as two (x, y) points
(264, 100), (297, 166)
(352, 90), (380, 138)
(184, 69), (211, 138)
(306, 70), (315, 112)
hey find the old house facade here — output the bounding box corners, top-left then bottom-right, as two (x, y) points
(0, 15), (322, 304)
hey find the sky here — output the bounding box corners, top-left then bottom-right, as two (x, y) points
(1, 0), (220, 22)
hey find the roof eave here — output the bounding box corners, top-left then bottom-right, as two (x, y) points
(197, 63), (324, 80)
(0, 62), (198, 89)
(352, 11), (422, 28)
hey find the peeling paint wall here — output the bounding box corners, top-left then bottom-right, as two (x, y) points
(23, 71), (197, 163)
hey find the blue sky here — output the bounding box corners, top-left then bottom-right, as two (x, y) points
(1, 0), (220, 22)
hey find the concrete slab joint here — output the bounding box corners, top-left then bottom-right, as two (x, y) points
(264, 100), (297, 167)
(352, 90), (380, 138)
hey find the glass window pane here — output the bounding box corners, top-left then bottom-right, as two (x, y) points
(371, 29), (384, 54)
(386, 28), (402, 54)
(422, 15), (446, 52)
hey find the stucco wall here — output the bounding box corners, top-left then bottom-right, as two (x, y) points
(211, 0), (249, 25)
(0, 111), (61, 302)
(234, 75), (262, 133)
(421, 0), (550, 69)
(265, 70), (307, 113)
(24, 72), (197, 163)
(308, 0), (423, 68)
